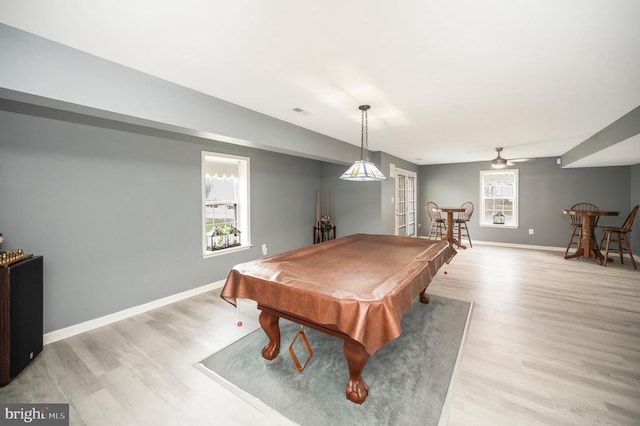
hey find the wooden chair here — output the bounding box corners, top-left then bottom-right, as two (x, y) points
(565, 202), (599, 256)
(454, 201), (474, 248)
(599, 205), (638, 270)
(425, 202), (446, 240)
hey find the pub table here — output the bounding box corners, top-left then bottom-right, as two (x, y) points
(437, 207), (467, 249)
(562, 209), (619, 264)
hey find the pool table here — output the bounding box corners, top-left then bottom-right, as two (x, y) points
(220, 233), (456, 404)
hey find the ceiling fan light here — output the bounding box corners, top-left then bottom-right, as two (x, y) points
(491, 147), (508, 169)
(491, 158), (508, 169)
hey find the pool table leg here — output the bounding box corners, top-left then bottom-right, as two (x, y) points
(419, 288), (430, 304)
(259, 311), (281, 360)
(344, 340), (370, 404)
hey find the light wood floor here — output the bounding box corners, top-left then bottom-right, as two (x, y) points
(1, 245), (638, 425)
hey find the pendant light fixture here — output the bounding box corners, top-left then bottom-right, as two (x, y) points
(491, 147), (508, 169)
(339, 105), (387, 181)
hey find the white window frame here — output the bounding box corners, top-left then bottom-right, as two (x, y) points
(479, 169), (519, 229)
(202, 152), (251, 257)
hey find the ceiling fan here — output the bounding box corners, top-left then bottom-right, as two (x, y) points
(491, 147), (535, 169)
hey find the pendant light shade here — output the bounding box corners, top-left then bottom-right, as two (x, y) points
(340, 105), (386, 181)
(491, 147), (508, 169)
(340, 159), (387, 181)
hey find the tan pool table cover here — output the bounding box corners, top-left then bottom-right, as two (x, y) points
(220, 234), (456, 355)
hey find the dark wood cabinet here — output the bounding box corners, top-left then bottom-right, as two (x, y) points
(0, 255), (43, 387)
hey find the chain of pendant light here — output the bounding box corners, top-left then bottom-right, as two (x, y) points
(360, 105), (369, 161)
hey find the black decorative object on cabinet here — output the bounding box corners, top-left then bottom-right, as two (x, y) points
(314, 192), (336, 244)
(0, 255), (43, 387)
(313, 225), (336, 244)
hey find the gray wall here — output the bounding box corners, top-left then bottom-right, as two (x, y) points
(631, 164), (640, 255)
(320, 163), (383, 235)
(420, 158), (632, 247)
(562, 106), (640, 166)
(0, 110), (324, 332)
(0, 24), (357, 166)
(317, 152), (420, 237)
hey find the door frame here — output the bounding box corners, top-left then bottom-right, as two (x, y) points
(394, 167), (417, 237)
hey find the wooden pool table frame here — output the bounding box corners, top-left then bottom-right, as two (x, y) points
(220, 234), (454, 404)
(257, 289), (432, 404)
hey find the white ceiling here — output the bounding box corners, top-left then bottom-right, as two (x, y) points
(1, 0), (639, 166)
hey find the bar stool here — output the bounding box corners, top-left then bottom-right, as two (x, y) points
(600, 205), (638, 270)
(454, 201), (474, 248)
(565, 202), (599, 256)
(425, 202), (446, 240)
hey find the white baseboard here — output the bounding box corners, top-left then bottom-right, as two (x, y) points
(472, 240), (640, 261)
(418, 235), (566, 252)
(43, 280), (226, 345)
(472, 240), (566, 252)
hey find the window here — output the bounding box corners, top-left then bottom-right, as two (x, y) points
(202, 152), (250, 256)
(479, 169), (518, 228)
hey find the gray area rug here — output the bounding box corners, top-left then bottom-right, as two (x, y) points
(199, 295), (472, 426)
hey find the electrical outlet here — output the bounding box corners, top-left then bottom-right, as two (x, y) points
(529, 229), (534, 235)
(261, 244), (268, 256)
